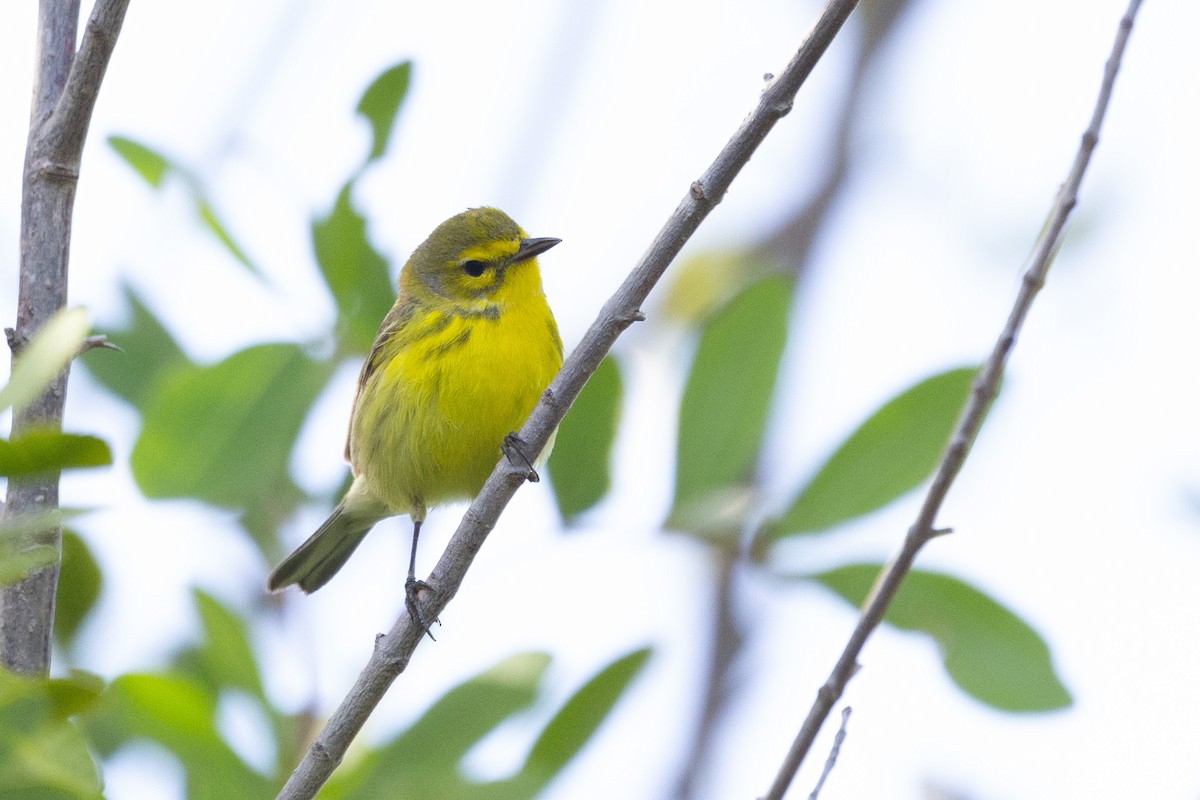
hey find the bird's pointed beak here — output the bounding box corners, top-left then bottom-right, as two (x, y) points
(513, 237), (561, 264)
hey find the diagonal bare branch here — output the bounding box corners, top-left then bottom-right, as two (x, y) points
(760, 2), (1146, 797)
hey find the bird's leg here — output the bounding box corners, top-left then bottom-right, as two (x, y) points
(405, 518), (438, 641)
(502, 432), (539, 482)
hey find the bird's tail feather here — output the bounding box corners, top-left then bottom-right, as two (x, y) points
(267, 502), (386, 593)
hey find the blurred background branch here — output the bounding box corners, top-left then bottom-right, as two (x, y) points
(671, 3), (917, 797)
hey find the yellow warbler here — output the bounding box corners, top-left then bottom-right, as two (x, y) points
(267, 207), (562, 615)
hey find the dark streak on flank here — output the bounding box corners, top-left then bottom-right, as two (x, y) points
(427, 327), (472, 360)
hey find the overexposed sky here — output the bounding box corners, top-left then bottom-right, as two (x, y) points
(2, 1), (1199, 798)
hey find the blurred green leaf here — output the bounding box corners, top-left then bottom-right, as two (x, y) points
(44, 672), (105, 720)
(84, 283), (191, 408)
(0, 670), (104, 799)
(313, 185), (395, 354)
(328, 652), (550, 799)
(131, 343), (334, 508)
(112, 673), (218, 742)
(0, 307), (89, 415)
(86, 672), (273, 798)
(329, 648), (652, 800)
(0, 432), (110, 477)
(108, 136), (169, 187)
(547, 356), (622, 522)
(519, 647), (651, 786)
(197, 199), (256, 270)
(813, 564), (1072, 712)
(0, 512), (59, 586)
(54, 530), (102, 651)
(178, 589), (263, 699)
(760, 367), (978, 546)
(670, 275), (791, 534)
(108, 135), (262, 277)
(660, 250), (760, 324)
(357, 61), (412, 162)
(240, 475), (309, 560)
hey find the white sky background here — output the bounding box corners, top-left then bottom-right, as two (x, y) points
(2, 0), (1199, 798)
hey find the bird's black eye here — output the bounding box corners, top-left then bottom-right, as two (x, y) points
(462, 260), (486, 277)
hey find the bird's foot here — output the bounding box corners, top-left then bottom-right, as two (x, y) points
(405, 577), (439, 641)
(503, 432), (539, 482)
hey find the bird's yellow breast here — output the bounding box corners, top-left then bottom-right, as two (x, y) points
(350, 263), (562, 514)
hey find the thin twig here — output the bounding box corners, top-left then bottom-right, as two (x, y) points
(78, 334), (122, 355)
(760, 2), (1145, 798)
(807, 707), (851, 800)
(0, 0), (132, 676)
(274, 1), (862, 797)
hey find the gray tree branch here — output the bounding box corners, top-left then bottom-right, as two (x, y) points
(274, 1), (863, 797)
(1, 0), (131, 675)
(760, 2), (1145, 797)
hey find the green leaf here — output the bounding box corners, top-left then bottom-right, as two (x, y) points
(0, 670), (104, 799)
(329, 652), (550, 799)
(670, 275), (791, 533)
(547, 356), (622, 522)
(44, 672), (105, 719)
(0, 307), (89, 415)
(329, 649), (652, 800)
(761, 367), (978, 545)
(813, 565), (1072, 712)
(88, 673), (273, 798)
(520, 647), (651, 785)
(357, 61), (413, 162)
(108, 135), (169, 187)
(312, 184), (396, 355)
(108, 136), (262, 277)
(131, 343), (334, 508)
(0, 432), (110, 477)
(84, 283), (191, 408)
(184, 589), (263, 698)
(54, 531), (102, 651)
(240, 476), (308, 560)
(113, 673), (219, 741)
(197, 198), (256, 270)
(0, 512), (60, 586)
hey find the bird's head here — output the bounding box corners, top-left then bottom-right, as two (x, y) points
(402, 207), (559, 305)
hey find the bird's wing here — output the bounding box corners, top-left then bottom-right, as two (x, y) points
(344, 298), (414, 469)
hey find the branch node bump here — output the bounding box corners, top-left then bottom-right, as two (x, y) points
(31, 157), (79, 183)
(816, 681), (841, 706)
(690, 180), (708, 201)
(311, 741), (337, 767)
(617, 309), (647, 329)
